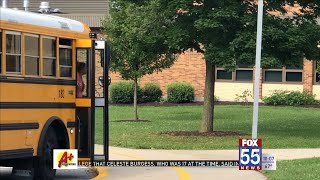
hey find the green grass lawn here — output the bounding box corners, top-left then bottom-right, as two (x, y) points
(95, 105), (320, 149)
(263, 158), (320, 180)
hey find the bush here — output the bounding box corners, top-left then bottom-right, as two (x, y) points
(235, 89), (252, 105)
(142, 83), (163, 102)
(167, 82), (195, 103)
(110, 81), (142, 104)
(214, 95), (219, 102)
(263, 90), (319, 106)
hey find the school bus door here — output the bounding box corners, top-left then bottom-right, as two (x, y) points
(75, 41), (95, 160)
(75, 38), (109, 162)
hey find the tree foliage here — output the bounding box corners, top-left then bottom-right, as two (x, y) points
(112, 0), (320, 69)
(104, 2), (178, 120)
(103, 2), (176, 80)
(106, 0), (320, 129)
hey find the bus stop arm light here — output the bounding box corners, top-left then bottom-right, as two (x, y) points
(89, 32), (97, 39)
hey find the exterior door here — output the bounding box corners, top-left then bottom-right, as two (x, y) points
(75, 46), (95, 159)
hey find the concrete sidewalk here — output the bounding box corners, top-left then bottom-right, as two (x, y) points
(103, 146), (320, 161)
(94, 145), (320, 180)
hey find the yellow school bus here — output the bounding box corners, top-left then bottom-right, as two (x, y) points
(0, 7), (109, 180)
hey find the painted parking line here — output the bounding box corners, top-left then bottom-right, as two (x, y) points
(111, 152), (191, 180)
(91, 167), (109, 180)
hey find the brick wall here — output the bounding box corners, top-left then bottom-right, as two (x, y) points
(95, 51), (318, 101)
(303, 59), (314, 92)
(106, 50), (206, 100)
(95, 50), (104, 97)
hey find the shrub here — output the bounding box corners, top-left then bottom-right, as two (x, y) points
(214, 95), (219, 102)
(235, 89), (252, 105)
(167, 82), (195, 103)
(110, 81), (142, 104)
(263, 90), (319, 106)
(142, 83), (163, 103)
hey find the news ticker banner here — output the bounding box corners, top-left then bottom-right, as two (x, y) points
(53, 139), (276, 170)
(78, 160), (239, 167)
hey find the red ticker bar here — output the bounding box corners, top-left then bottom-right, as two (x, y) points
(78, 160), (239, 167)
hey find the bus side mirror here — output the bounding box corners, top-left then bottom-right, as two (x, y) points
(98, 76), (104, 87)
(98, 76), (111, 87)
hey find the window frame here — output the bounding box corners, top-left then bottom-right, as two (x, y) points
(5, 31), (22, 75)
(263, 67), (303, 84)
(24, 33), (40, 77)
(42, 36), (57, 78)
(215, 67), (233, 82)
(315, 61), (320, 85)
(58, 38), (73, 79)
(235, 68), (254, 82)
(215, 67), (254, 82)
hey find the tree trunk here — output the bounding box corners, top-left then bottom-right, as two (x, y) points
(201, 61), (215, 132)
(133, 78), (139, 121)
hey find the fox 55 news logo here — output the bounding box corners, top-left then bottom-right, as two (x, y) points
(53, 150), (78, 169)
(239, 139), (262, 170)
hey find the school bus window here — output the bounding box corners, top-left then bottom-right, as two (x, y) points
(60, 48), (72, 77)
(0, 30), (2, 74)
(59, 38), (72, 78)
(25, 34), (40, 76)
(43, 37), (56, 77)
(59, 38), (72, 46)
(6, 32), (21, 73)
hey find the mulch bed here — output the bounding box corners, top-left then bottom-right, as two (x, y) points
(160, 131), (248, 137)
(112, 120), (151, 123)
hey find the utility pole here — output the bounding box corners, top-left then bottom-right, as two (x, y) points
(252, 0), (264, 139)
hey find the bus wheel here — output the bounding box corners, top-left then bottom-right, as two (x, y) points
(34, 126), (59, 180)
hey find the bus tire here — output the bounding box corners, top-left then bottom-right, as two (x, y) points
(33, 126), (59, 180)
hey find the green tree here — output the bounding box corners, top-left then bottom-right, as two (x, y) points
(108, 0), (320, 130)
(103, 3), (176, 121)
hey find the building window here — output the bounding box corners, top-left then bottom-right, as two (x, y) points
(264, 64), (303, 83)
(216, 69), (232, 80)
(6, 32), (21, 74)
(25, 34), (39, 76)
(236, 70), (253, 81)
(286, 72), (302, 82)
(316, 61), (320, 84)
(265, 71), (282, 82)
(59, 38), (72, 78)
(216, 65), (253, 82)
(43, 37), (56, 77)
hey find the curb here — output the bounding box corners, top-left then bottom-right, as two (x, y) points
(90, 166), (108, 180)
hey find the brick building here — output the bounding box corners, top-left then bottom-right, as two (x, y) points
(7, 1), (320, 101)
(109, 51), (320, 101)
